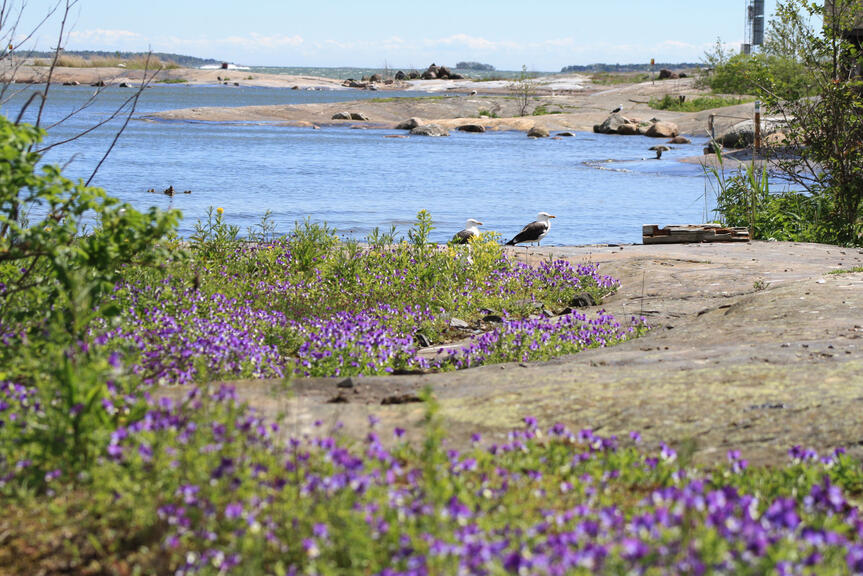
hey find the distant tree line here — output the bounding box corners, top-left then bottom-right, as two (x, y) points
(17, 50), (221, 68)
(560, 62), (701, 73)
(455, 61), (495, 71)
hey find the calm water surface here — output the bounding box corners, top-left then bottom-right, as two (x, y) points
(5, 84), (716, 245)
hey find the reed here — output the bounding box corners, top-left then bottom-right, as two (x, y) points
(33, 54), (180, 69)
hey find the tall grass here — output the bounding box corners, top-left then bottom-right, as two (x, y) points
(650, 94), (754, 112)
(589, 72), (651, 85)
(33, 55), (180, 69)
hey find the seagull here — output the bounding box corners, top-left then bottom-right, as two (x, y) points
(611, 105), (623, 114)
(452, 218), (483, 244)
(505, 212), (555, 247)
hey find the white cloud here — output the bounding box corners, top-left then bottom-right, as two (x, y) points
(224, 33), (303, 51)
(69, 28), (143, 45)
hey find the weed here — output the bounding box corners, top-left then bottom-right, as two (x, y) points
(650, 94), (754, 112)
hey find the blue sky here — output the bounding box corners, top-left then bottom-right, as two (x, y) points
(17, 0), (780, 70)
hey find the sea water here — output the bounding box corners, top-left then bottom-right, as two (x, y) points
(4, 83), (716, 245)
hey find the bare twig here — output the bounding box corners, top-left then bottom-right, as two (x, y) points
(35, 87), (143, 152)
(85, 52), (158, 186)
(35, 0), (77, 131)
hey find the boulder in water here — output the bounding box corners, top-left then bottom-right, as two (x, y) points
(410, 124), (449, 137)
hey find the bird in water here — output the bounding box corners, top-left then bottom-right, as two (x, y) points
(505, 212), (555, 247)
(452, 218), (483, 244)
(649, 145), (670, 159)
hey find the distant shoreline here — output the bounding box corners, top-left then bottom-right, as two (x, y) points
(4, 64), (757, 163)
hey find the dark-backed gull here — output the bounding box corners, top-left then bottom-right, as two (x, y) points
(505, 212), (555, 246)
(452, 218), (483, 244)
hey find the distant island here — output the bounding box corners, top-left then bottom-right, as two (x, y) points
(455, 61), (495, 71)
(561, 62), (702, 73)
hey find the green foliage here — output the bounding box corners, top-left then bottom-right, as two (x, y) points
(700, 38), (813, 100)
(707, 154), (836, 243)
(0, 117), (179, 480)
(246, 209), (277, 243)
(508, 65), (537, 117)
(287, 217), (339, 274)
(477, 108), (498, 118)
(7, 393), (863, 574)
(189, 206), (240, 262)
(649, 94), (753, 112)
(531, 104), (562, 116)
(589, 72), (651, 85)
(0, 117), (179, 339)
(365, 224), (397, 249)
(703, 0), (863, 245)
(758, 0), (863, 244)
(407, 209), (433, 247)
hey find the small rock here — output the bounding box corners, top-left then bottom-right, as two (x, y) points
(527, 125), (550, 138)
(350, 112), (370, 121)
(410, 124), (449, 137)
(556, 131), (575, 137)
(645, 121), (680, 138)
(396, 117), (422, 130)
(449, 317), (470, 329)
(331, 111), (352, 120)
(381, 394), (422, 405)
(457, 124), (486, 133)
(569, 293), (596, 308)
(616, 122), (639, 135)
(414, 332), (432, 347)
(337, 377), (356, 389)
(667, 136), (691, 144)
(593, 112), (631, 134)
(482, 314), (504, 323)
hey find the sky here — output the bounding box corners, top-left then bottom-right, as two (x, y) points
(15, 0), (781, 71)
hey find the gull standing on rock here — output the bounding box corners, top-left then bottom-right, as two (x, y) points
(505, 212), (555, 247)
(452, 218), (483, 244)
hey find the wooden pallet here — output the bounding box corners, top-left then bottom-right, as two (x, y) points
(643, 224), (750, 244)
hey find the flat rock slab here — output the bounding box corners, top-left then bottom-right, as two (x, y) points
(159, 242), (863, 467)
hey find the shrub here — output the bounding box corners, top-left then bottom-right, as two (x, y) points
(649, 94), (753, 112)
(0, 116), (179, 481)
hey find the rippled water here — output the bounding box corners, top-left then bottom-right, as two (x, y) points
(4, 84), (716, 245)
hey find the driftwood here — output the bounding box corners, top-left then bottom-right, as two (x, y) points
(643, 224), (750, 245)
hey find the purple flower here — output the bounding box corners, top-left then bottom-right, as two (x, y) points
(225, 502), (244, 520)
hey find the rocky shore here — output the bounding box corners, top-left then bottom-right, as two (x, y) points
(5, 63), (774, 163)
(159, 241), (863, 468)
